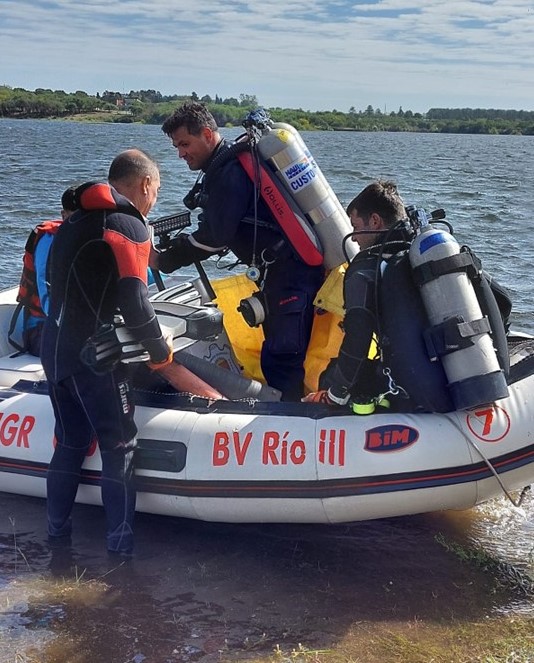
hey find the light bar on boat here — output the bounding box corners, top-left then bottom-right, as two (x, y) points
(150, 210), (191, 239)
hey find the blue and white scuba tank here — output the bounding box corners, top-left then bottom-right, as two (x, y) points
(408, 211), (509, 410)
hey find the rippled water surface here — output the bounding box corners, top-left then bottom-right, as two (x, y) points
(0, 119), (533, 662)
(1, 120), (533, 329)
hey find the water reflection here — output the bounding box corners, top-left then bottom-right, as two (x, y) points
(421, 489), (534, 616)
(1, 489), (532, 662)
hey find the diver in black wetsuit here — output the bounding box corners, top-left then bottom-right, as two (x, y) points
(156, 102), (324, 401)
(42, 150), (172, 555)
(303, 180), (407, 407)
(304, 180), (513, 413)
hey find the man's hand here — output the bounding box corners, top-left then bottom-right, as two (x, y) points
(147, 334), (173, 371)
(302, 389), (349, 405)
(302, 390), (334, 404)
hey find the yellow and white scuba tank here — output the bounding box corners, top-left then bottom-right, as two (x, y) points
(256, 122), (357, 270)
(407, 209), (509, 410)
(237, 110), (357, 270)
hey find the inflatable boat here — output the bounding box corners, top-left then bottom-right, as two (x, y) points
(0, 272), (533, 525)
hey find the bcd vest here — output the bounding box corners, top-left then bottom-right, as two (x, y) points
(17, 220), (62, 318)
(379, 249), (510, 413)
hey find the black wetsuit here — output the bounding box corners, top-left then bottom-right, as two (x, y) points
(41, 183), (169, 554)
(319, 241), (389, 404)
(158, 140), (324, 401)
(321, 232), (513, 413)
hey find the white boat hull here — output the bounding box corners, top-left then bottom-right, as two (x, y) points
(0, 284), (533, 524)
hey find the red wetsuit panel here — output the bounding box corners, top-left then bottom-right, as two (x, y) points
(103, 228), (150, 284)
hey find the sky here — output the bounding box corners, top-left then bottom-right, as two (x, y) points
(1, 0), (533, 114)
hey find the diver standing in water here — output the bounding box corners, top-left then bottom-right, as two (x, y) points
(42, 150), (174, 555)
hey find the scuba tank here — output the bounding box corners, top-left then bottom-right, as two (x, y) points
(407, 207), (509, 410)
(242, 109), (357, 270)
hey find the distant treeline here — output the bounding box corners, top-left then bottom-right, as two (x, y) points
(2, 86), (534, 135)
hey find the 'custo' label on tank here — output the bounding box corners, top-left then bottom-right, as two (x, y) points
(283, 154), (318, 192)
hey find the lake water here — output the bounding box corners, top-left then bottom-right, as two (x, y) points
(1, 118), (533, 332)
(0, 119), (533, 662)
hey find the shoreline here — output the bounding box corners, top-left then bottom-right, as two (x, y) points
(2, 491), (533, 663)
(0, 113), (531, 135)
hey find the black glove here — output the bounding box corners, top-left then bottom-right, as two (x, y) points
(156, 234), (195, 273)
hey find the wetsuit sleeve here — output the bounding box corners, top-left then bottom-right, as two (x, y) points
(117, 278), (170, 363)
(104, 220), (170, 364)
(328, 307), (375, 401)
(156, 233), (214, 273)
(327, 268), (377, 401)
(157, 159), (254, 273)
(193, 160), (253, 249)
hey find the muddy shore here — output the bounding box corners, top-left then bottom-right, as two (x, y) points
(1, 491), (533, 663)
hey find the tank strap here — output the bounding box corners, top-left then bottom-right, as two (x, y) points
(412, 250), (480, 287)
(240, 215), (279, 232)
(7, 302), (27, 353)
(424, 314), (492, 359)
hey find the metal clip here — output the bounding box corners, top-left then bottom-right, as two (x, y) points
(382, 367), (409, 399)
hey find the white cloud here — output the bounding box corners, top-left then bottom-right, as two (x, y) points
(0, 0), (533, 112)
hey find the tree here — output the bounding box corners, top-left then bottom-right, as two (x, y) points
(222, 97), (239, 107)
(239, 93), (258, 108)
(101, 90), (122, 104)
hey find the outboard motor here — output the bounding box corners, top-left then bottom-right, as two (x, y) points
(407, 207), (509, 410)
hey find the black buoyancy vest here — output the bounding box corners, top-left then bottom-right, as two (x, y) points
(379, 249), (510, 413)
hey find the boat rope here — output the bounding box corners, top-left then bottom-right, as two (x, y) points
(460, 430), (531, 508)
